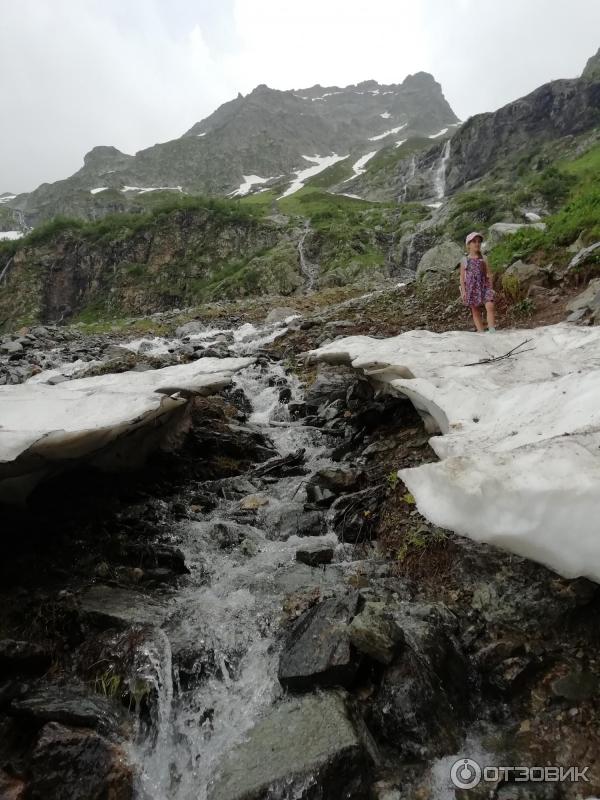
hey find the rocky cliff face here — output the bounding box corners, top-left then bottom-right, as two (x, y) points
(8, 74), (458, 227)
(445, 76), (600, 193)
(0, 208), (284, 326)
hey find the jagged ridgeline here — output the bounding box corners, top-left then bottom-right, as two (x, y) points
(1, 50), (599, 328)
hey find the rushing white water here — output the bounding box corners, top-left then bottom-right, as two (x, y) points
(128, 320), (345, 799)
(433, 140), (451, 200)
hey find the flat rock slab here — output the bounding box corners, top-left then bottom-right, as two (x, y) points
(208, 691), (376, 800)
(11, 685), (128, 737)
(79, 585), (168, 629)
(278, 592), (361, 692)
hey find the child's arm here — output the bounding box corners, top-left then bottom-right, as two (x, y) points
(459, 261), (466, 299)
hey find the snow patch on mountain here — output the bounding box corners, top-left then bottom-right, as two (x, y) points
(344, 151), (377, 183)
(0, 231), (23, 241)
(429, 127), (449, 138)
(0, 195), (16, 204)
(90, 187), (108, 195)
(368, 123), (407, 141)
(230, 175), (272, 197)
(395, 139), (407, 148)
(279, 154), (349, 198)
(121, 186), (184, 194)
(311, 324), (600, 583)
(380, 112), (391, 119)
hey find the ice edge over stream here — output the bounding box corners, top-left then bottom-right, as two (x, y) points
(311, 323), (600, 583)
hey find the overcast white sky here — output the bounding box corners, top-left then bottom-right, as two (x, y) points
(1, 0), (599, 193)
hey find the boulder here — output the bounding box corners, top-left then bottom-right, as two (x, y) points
(175, 320), (206, 337)
(486, 222), (546, 246)
(503, 259), (543, 285)
(278, 593), (361, 692)
(329, 486), (385, 543)
(349, 602), (404, 665)
(295, 539), (335, 566)
(367, 602), (469, 758)
(305, 364), (356, 410)
(0, 341), (23, 355)
(416, 241), (464, 281)
(264, 306), (298, 324)
(268, 507), (325, 539)
(566, 278), (600, 322)
(567, 241), (600, 271)
(28, 722), (133, 800)
(79, 585), (166, 629)
(207, 692), (377, 800)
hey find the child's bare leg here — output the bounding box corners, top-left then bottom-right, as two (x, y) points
(471, 307), (485, 332)
(485, 302), (496, 329)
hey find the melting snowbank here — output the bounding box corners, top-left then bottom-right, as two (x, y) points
(279, 154), (349, 198)
(311, 324), (600, 582)
(0, 357), (252, 503)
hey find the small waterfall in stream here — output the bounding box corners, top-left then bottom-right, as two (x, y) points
(297, 222), (317, 292)
(126, 318), (347, 799)
(399, 154), (417, 202)
(432, 139), (451, 200)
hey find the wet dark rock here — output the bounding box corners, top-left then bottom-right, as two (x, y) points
(318, 398), (346, 422)
(192, 424), (276, 465)
(208, 691), (377, 800)
(305, 483), (336, 507)
(10, 684), (128, 738)
(252, 448), (306, 480)
(79, 585), (166, 629)
(311, 466), (367, 495)
(367, 602), (469, 758)
(210, 521), (248, 550)
(0, 770), (26, 800)
(278, 386), (292, 404)
(201, 476), (258, 500)
(304, 364), (356, 410)
(171, 640), (217, 693)
(329, 485), (385, 543)
(0, 640), (51, 678)
(278, 592), (361, 692)
(270, 507), (325, 539)
(288, 401), (307, 419)
(295, 540), (334, 567)
(551, 670), (598, 702)
(487, 655), (539, 695)
(28, 722), (133, 800)
(118, 543), (188, 574)
(349, 602), (404, 665)
(346, 379), (375, 410)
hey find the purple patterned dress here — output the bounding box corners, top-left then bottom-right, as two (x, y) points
(463, 257), (495, 307)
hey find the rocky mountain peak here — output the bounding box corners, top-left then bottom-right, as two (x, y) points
(582, 46), (600, 81)
(83, 145), (130, 169)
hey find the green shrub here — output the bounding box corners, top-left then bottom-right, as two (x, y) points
(529, 167), (576, 208)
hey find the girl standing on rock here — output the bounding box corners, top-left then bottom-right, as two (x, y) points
(460, 231), (497, 332)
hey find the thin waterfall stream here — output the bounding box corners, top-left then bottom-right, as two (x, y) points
(125, 319), (350, 799)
